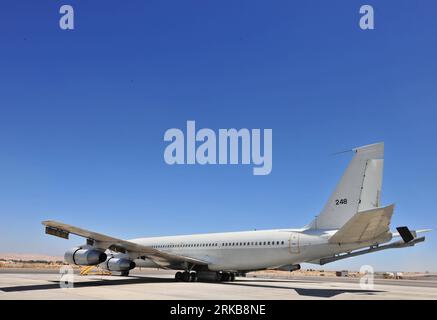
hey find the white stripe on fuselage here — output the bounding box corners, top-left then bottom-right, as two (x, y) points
(126, 229), (377, 271)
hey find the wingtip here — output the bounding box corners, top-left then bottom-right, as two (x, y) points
(41, 220), (55, 226)
(416, 228), (432, 233)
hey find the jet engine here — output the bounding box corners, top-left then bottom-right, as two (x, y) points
(64, 247), (107, 266)
(103, 257), (136, 272)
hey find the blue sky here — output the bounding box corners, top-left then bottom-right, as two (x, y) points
(0, 1), (436, 271)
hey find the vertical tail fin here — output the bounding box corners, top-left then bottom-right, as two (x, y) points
(307, 142), (384, 230)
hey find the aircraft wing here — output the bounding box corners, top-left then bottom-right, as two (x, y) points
(42, 220), (208, 267)
(328, 204), (394, 244)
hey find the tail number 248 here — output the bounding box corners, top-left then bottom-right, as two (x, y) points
(335, 199), (348, 205)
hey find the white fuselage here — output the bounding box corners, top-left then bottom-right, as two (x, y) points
(122, 228), (390, 272)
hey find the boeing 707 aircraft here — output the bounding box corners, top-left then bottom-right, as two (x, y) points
(43, 142), (429, 282)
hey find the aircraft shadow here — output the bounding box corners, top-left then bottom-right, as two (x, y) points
(237, 278), (321, 284)
(222, 281), (384, 298)
(0, 276), (173, 293)
(1, 276), (383, 298)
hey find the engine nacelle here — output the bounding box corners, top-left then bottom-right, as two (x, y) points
(276, 264), (301, 272)
(64, 247), (107, 266)
(104, 257), (136, 272)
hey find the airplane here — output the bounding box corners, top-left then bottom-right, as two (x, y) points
(42, 142), (430, 282)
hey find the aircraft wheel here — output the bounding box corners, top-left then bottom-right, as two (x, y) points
(120, 271), (129, 277)
(190, 272), (197, 282)
(222, 272), (230, 281)
(230, 273), (235, 281)
(182, 271), (191, 282)
(175, 271), (183, 281)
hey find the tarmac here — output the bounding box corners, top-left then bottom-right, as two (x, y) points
(0, 268), (436, 300)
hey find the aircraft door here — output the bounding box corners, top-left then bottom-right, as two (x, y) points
(289, 232), (300, 254)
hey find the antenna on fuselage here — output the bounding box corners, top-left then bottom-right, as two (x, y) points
(330, 148), (354, 156)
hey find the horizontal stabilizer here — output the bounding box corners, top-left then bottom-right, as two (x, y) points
(315, 236), (425, 265)
(329, 204), (394, 244)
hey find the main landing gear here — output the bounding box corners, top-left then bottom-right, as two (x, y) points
(175, 271), (236, 282)
(219, 272), (235, 282)
(175, 271), (197, 282)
